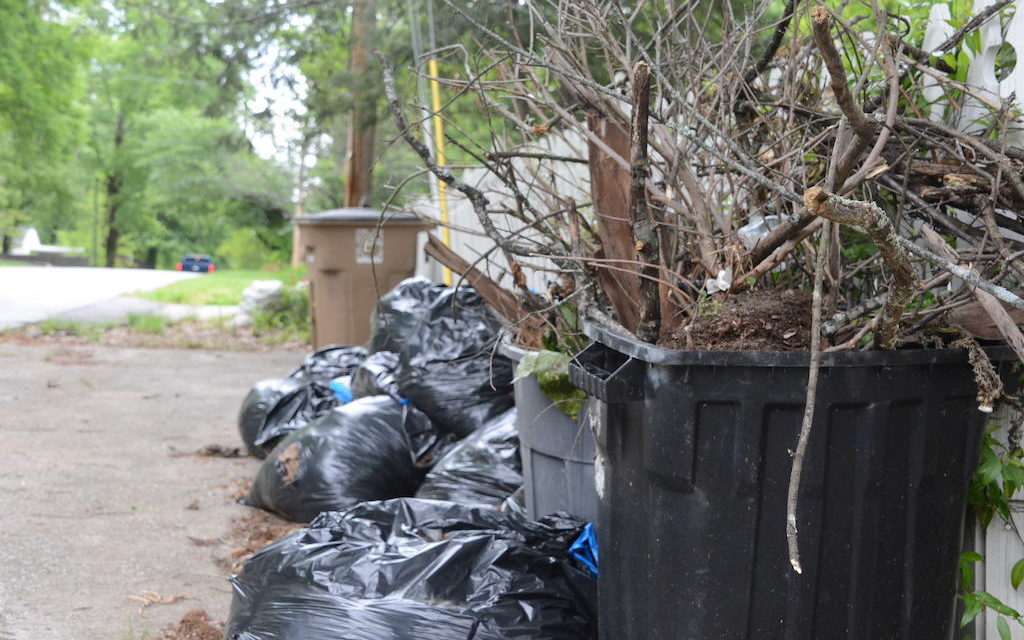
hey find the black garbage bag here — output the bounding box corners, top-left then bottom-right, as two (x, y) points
(350, 350), (401, 399)
(501, 486), (529, 523)
(398, 287), (515, 437)
(290, 344), (368, 380)
(369, 277), (447, 354)
(416, 409), (522, 508)
(226, 498), (597, 640)
(251, 380), (338, 456)
(244, 396), (444, 522)
(238, 377), (305, 457)
(238, 346), (367, 457)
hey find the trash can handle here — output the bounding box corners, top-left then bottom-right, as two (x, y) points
(569, 342), (644, 403)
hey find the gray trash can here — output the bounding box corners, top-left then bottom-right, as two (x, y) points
(501, 339), (598, 522)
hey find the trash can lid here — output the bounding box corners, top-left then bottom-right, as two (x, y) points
(295, 208), (427, 226)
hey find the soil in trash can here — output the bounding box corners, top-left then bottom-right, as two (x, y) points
(660, 289), (812, 351)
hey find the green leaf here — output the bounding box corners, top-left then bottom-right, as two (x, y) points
(1013, 558), (1024, 590)
(998, 616), (1012, 640)
(513, 350), (570, 383)
(978, 591), (1022, 618)
(963, 593), (985, 627)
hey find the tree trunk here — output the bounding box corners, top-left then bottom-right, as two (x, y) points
(142, 247), (158, 269)
(104, 111), (127, 268)
(344, 0), (377, 207)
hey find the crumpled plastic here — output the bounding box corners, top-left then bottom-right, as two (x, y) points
(415, 409), (522, 508)
(350, 350), (402, 400)
(226, 498), (597, 640)
(250, 380), (337, 455)
(369, 277), (447, 354)
(238, 377), (304, 457)
(238, 346), (367, 457)
(244, 396), (446, 523)
(290, 345), (368, 380)
(501, 486), (529, 523)
(397, 287), (515, 438)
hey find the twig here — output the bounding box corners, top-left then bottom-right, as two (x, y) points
(898, 238), (1024, 310)
(486, 150), (588, 164)
(786, 219), (831, 574)
(743, 0), (800, 85)
(804, 187), (917, 349)
(937, 0), (1013, 52)
(731, 218), (824, 290)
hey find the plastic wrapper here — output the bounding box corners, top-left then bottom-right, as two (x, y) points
(369, 277), (446, 354)
(350, 351), (401, 399)
(226, 498), (597, 640)
(238, 346), (367, 457)
(244, 396), (443, 523)
(398, 287), (515, 437)
(416, 409), (522, 508)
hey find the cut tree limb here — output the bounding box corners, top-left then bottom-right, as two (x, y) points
(423, 234), (528, 324)
(804, 187), (916, 349)
(628, 61), (661, 343)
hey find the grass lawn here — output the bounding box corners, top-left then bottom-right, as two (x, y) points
(0, 259), (30, 266)
(136, 267), (306, 306)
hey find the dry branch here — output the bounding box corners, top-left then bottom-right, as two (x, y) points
(423, 234), (528, 324)
(804, 187), (917, 349)
(786, 219), (830, 575)
(628, 61), (661, 342)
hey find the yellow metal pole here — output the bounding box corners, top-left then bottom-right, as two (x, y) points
(428, 57), (452, 286)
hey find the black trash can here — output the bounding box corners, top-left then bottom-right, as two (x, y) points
(568, 317), (1015, 640)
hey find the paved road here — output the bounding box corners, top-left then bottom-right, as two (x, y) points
(0, 267), (198, 330)
(0, 343), (304, 639)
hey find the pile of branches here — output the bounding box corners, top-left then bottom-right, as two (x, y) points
(382, 0), (1024, 359)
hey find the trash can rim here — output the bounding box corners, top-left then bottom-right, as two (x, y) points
(581, 314), (1014, 368)
(295, 208), (429, 225)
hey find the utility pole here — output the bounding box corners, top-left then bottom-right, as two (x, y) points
(291, 136), (309, 267)
(345, 0), (377, 208)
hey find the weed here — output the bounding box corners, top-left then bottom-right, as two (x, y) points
(696, 290), (721, 317)
(126, 313), (168, 334)
(38, 318), (107, 341)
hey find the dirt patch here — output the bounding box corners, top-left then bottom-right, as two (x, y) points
(196, 444), (245, 459)
(0, 319), (309, 352)
(216, 508), (299, 573)
(151, 609), (224, 640)
(661, 289), (813, 351)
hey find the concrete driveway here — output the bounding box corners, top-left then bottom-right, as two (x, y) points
(0, 342), (304, 638)
(0, 266), (198, 330)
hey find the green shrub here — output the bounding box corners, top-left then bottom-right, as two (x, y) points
(252, 284), (310, 343)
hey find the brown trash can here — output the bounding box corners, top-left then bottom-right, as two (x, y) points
(296, 209), (428, 347)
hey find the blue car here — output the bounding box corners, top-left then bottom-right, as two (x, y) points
(176, 253), (216, 273)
